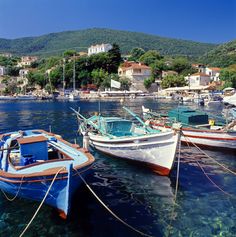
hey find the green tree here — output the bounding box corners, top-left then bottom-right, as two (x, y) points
(171, 57), (191, 74)
(144, 77), (155, 89)
(150, 59), (169, 79)
(220, 65), (236, 88)
(91, 68), (109, 87)
(139, 50), (162, 66)
(63, 50), (77, 58)
(129, 48), (145, 61)
(107, 43), (122, 73)
(161, 75), (187, 89)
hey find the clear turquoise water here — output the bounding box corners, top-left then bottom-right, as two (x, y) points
(0, 99), (235, 237)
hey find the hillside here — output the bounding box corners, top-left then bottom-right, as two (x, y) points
(0, 28), (216, 57)
(200, 40), (236, 67)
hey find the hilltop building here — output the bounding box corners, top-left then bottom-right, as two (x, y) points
(88, 43), (112, 56)
(0, 53), (12, 58)
(118, 61), (151, 91)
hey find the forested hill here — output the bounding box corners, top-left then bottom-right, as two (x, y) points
(0, 28), (216, 57)
(200, 40), (236, 67)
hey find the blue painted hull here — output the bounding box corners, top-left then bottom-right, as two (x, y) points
(0, 166), (92, 217)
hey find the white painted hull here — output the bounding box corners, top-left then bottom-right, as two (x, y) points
(152, 123), (236, 150)
(87, 131), (180, 175)
(180, 129), (236, 149)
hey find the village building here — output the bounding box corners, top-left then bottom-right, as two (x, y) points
(118, 61), (151, 91)
(185, 73), (211, 87)
(0, 52), (12, 58)
(88, 43), (112, 56)
(0, 66), (6, 76)
(17, 56), (38, 67)
(205, 67), (221, 81)
(19, 69), (29, 78)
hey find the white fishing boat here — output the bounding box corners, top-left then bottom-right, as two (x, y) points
(72, 107), (180, 176)
(223, 93), (236, 106)
(142, 106), (236, 150)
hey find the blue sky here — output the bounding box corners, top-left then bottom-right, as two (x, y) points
(0, 0), (235, 43)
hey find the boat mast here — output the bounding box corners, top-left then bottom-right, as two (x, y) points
(63, 58), (65, 95)
(73, 54), (76, 93)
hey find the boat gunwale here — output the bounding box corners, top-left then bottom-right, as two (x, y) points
(151, 122), (236, 139)
(0, 130), (95, 179)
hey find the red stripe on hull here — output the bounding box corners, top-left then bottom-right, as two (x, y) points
(183, 133), (236, 141)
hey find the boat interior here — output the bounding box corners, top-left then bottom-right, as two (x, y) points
(1, 130), (72, 169)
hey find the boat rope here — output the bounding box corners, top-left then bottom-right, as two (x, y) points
(1, 175), (24, 201)
(181, 132), (236, 176)
(19, 167), (65, 237)
(75, 169), (153, 237)
(183, 135), (234, 197)
(195, 160), (232, 197)
(166, 139), (182, 237)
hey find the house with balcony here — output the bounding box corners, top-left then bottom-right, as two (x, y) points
(118, 62), (151, 91)
(88, 43), (112, 56)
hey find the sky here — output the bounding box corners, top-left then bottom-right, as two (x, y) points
(0, 0), (235, 43)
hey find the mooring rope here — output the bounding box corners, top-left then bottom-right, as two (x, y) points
(183, 134), (234, 197)
(195, 160), (232, 197)
(166, 139), (182, 237)
(76, 170), (153, 237)
(1, 176), (24, 201)
(19, 167), (65, 237)
(182, 132), (236, 175)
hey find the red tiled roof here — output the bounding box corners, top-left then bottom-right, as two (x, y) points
(120, 62), (150, 70)
(208, 67), (221, 71)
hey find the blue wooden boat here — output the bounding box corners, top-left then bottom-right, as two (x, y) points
(0, 129), (94, 218)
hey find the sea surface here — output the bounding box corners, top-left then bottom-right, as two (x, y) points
(0, 98), (235, 237)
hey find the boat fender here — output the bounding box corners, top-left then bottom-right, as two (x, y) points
(209, 119), (215, 126)
(83, 133), (90, 151)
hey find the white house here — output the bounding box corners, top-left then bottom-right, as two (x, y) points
(185, 73), (211, 87)
(19, 69), (29, 78)
(118, 62), (151, 91)
(0, 66), (6, 76)
(205, 67), (221, 81)
(88, 43), (112, 56)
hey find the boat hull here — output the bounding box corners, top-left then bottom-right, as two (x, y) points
(88, 132), (179, 176)
(0, 165), (92, 218)
(180, 128), (236, 150)
(151, 123), (236, 150)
